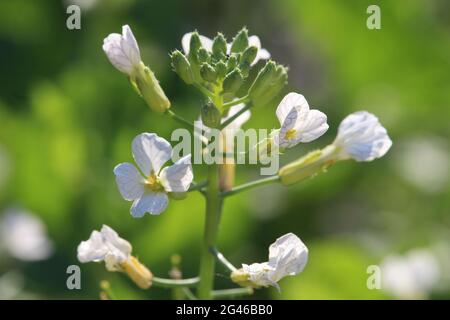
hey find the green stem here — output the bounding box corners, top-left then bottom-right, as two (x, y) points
(222, 95), (250, 109)
(194, 83), (215, 99)
(212, 287), (254, 299)
(152, 276), (200, 288)
(188, 180), (208, 193)
(219, 102), (252, 130)
(165, 109), (194, 129)
(221, 175), (280, 198)
(210, 247), (237, 272)
(197, 164), (221, 299)
(182, 288), (198, 300)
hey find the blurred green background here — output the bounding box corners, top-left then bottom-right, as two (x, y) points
(0, 0), (449, 300)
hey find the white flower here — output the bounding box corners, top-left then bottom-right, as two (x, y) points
(236, 233), (308, 290)
(181, 32), (270, 66)
(103, 25), (141, 75)
(274, 92), (329, 149)
(77, 225), (132, 271)
(114, 133), (193, 217)
(0, 209), (53, 261)
(78, 225), (153, 288)
(333, 111), (392, 161)
(381, 249), (440, 299)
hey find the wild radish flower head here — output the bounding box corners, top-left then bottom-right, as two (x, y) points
(103, 25), (141, 76)
(273, 92), (328, 149)
(231, 233), (308, 290)
(333, 111), (392, 161)
(77, 225), (152, 289)
(181, 31), (270, 66)
(114, 133), (193, 217)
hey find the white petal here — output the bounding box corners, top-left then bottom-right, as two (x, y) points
(258, 48), (271, 60)
(334, 111), (392, 161)
(276, 93), (309, 125)
(132, 133), (172, 176)
(77, 230), (109, 263)
(159, 155), (194, 192)
(292, 109), (328, 143)
(113, 163), (145, 201)
(267, 233), (308, 282)
(100, 225), (132, 262)
(131, 192), (169, 217)
(181, 32), (213, 54)
(121, 25), (141, 67)
(103, 33), (134, 74)
(242, 262), (276, 288)
(277, 107), (299, 148)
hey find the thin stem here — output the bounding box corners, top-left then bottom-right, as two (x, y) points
(152, 276), (200, 288)
(210, 247), (237, 272)
(194, 83), (215, 99)
(221, 175), (281, 198)
(165, 109), (194, 129)
(182, 288), (198, 300)
(222, 95), (250, 110)
(212, 287), (254, 299)
(197, 164), (221, 299)
(188, 180), (208, 193)
(219, 102), (252, 130)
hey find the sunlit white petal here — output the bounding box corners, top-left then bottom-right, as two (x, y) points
(113, 162), (145, 201)
(159, 155), (193, 192)
(132, 133), (172, 176)
(181, 32), (214, 54)
(130, 192), (169, 217)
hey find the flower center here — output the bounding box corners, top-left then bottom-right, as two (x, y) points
(285, 129), (297, 140)
(145, 172), (164, 192)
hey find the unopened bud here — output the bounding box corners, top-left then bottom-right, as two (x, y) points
(227, 55), (238, 72)
(239, 46), (258, 74)
(278, 145), (338, 186)
(215, 61), (227, 79)
(201, 102), (221, 128)
(134, 62), (171, 113)
(171, 50), (193, 84)
(197, 47), (210, 64)
(121, 256), (153, 289)
(222, 69), (244, 93)
(248, 60), (276, 100)
(212, 33), (227, 59)
(200, 63), (217, 83)
(230, 27), (249, 53)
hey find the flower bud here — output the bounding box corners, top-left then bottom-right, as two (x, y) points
(240, 46), (258, 70)
(278, 145), (337, 186)
(212, 33), (227, 59)
(250, 62), (287, 106)
(248, 60), (276, 100)
(200, 63), (217, 83)
(121, 256), (153, 289)
(201, 102), (221, 128)
(134, 62), (171, 114)
(227, 55), (238, 72)
(230, 27), (249, 53)
(197, 47), (210, 64)
(188, 32), (202, 59)
(170, 50), (193, 85)
(222, 69), (244, 93)
(215, 61), (227, 79)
